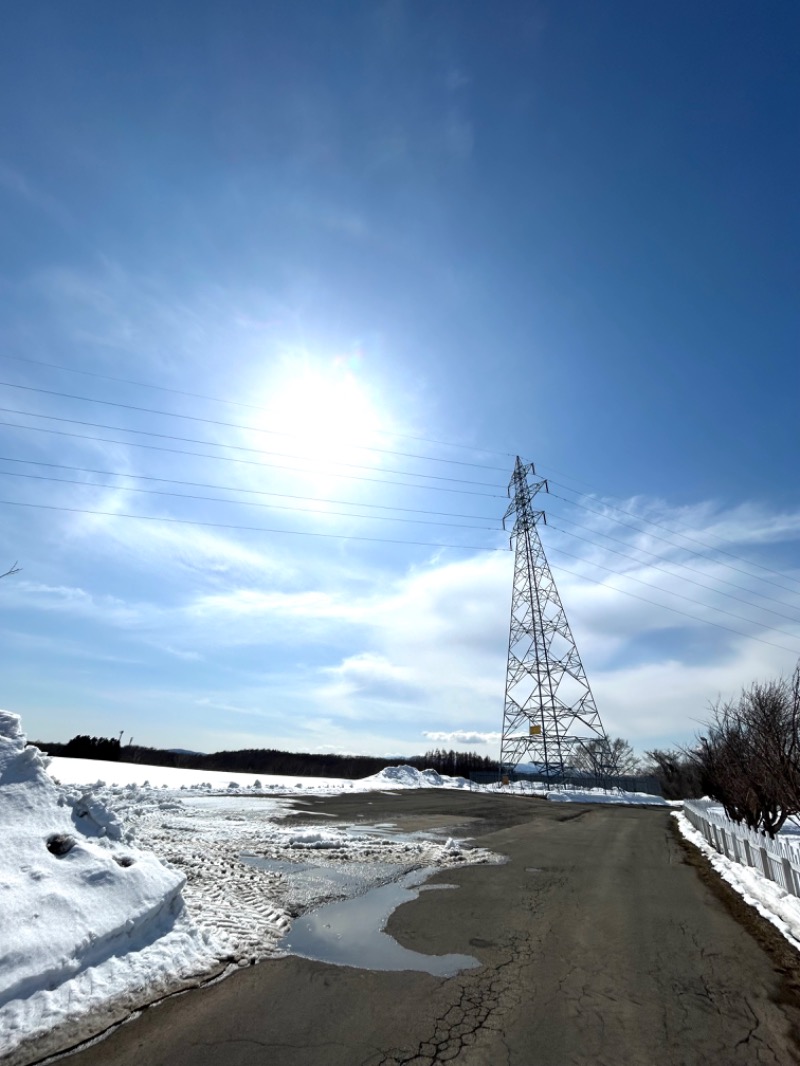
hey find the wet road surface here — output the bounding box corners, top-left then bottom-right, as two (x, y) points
(60, 791), (800, 1065)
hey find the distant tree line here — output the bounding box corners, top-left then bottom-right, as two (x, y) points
(31, 736), (500, 780)
(48, 734), (124, 761)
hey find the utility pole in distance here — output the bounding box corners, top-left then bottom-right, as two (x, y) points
(500, 457), (610, 782)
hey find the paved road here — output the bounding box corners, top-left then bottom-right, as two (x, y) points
(64, 792), (800, 1065)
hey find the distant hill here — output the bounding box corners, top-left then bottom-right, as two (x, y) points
(30, 736), (499, 780)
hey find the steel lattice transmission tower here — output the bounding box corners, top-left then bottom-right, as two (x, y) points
(500, 457), (610, 778)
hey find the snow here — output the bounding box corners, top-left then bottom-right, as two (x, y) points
(0, 714), (224, 1066)
(3, 719), (674, 1064)
(675, 812), (800, 953)
(46, 757), (472, 794)
(546, 788), (672, 806)
(1, 725), (497, 1064)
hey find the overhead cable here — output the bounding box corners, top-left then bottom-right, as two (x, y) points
(547, 522), (800, 635)
(546, 510), (800, 619)
(0, 455), (497, 521)
(544, 540), (800, 647)
(548, 488), (800, 596)
(547, 556), (800, 657)
(0, 379), (508, 474)
(0, 497), (511, 554)
(0, 419), (505, 499)
(549, 480), (800, 591)
(0, 468), (502, 532)
(0, 352), (517, 461)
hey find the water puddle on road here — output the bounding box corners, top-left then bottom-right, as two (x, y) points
(240, 854), (402, 900)
(277, 867), (480, 977)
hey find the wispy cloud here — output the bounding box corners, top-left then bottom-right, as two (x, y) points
(0, 161), (72, 227)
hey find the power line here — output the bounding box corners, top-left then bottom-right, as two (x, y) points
(547, 554), (800, 657)
(544, 539), (800, 648)
(535, 457), (800, 589)
(0, 419), (506, 498)
(0, 455), (498, 521)
(548, 488), (800, 596)
(546, 522), (800, 638)
(6, 463), (795, 646)
(0, 497), (511, 553)
(549, 479), (800, 591)
(546, 515), (800, 624)
(2, 358), (794, 592)
(0, 352), (517, 461)
(0, 405), (503, 488)
(0, 468), (502, 533)
(0, 379), (509, 474)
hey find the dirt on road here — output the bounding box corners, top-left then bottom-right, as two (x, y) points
(61, 792), (800, 1066)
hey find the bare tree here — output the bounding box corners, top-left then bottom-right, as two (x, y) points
(1, 561), (20, 579)
(690, 667), (800, 837)
(572, 736), (641, 777)
(644, 748), (703, 800)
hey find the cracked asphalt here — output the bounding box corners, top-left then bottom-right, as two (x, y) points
(62, 792), (800, 1066)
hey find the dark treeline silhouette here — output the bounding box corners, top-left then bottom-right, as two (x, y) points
(32, 736), (499, 780)
(47, 734), (124, 761)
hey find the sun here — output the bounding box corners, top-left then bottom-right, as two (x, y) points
(252, 352), (388, 487)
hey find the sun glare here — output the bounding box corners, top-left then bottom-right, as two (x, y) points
(254, 353), (388, 488)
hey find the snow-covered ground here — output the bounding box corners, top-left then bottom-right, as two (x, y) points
(545, 787), (672, 806)
(1, 722), (496, 1065)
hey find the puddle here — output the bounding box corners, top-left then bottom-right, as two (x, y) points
(347, 824), (450, 843)
(241, 854), (405, 900)
(278, 868), (480, 977)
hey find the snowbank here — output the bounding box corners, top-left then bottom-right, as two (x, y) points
(675, 812), (800, 952)
(0, 712), (187, 1007)
(546, 788), (670, 806)
(0, 714), (221, 1066)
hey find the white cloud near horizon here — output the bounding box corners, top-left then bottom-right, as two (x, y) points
(423, 730), (502, 745)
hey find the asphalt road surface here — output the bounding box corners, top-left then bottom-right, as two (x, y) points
(62, 792), (800, 1066)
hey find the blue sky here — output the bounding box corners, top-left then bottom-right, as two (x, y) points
(1, 1), (798, 759)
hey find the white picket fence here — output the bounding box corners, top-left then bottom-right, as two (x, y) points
(683, 799), (800, 897)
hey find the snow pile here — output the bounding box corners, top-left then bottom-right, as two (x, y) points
(364, 765), (470, 790)
(283, 828), (348, 849)
(0, 715), (223, 1066)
